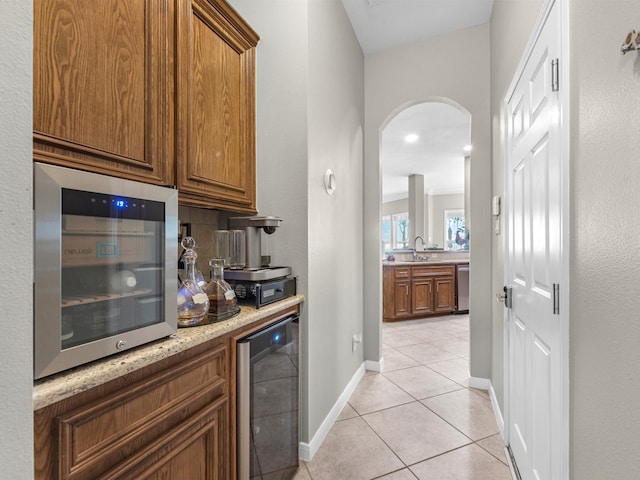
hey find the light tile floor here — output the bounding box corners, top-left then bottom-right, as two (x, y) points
(294, 314), (512, 480)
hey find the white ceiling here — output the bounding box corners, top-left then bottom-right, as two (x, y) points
(381, 102), (470, 202)
(340, 0), (493, 203)
(341, 0), (494, 55)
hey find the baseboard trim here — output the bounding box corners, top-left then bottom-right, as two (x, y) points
(468, 375), (491, 390)
(470, 377), (506, 444)
(477, 380), (512, 479)
(365, 357), (384, 372)
(298, 362), (366, 461)
(488, 382), (504, 434)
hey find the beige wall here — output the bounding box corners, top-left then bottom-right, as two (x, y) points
(383, 193), (464, 250)
(382, 198), (408, 217)
(364, 24), (492, 378)
(569, 1), (640, 477)
(0, 0), (33, 476)
(492, 0), (640, 477)
(229, 0), (364, 446)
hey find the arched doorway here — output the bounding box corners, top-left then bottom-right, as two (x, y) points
(363, 93), (493, 389)
(381, 100), (471, 253)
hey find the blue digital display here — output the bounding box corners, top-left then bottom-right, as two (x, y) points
(114, 198), (128, 208)
(272, 332), (282, 344)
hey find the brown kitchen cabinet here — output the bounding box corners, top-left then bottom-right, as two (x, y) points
(383, 264), (409, 321)
(34, 302), (302, 480)
(33, 0), (174, 185)
(34, 0), (260, 213)
(383, 263), (456, 321)
(176, 0), (259, 212)
(34, 339), (229, 480)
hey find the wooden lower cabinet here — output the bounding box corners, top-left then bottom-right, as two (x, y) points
(383, 263), (456, 321)
(34, 340), (229, 480)
(411, 277), (434, 315)
(434, 276), (455, 312)
(34, 304), (302, 480)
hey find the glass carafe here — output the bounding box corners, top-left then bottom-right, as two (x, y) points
(177, 237), (210, 327)
(203, 258), (241, 322)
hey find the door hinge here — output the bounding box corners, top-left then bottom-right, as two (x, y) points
(551, 58), (559, 92)
(553, 283), (560, 315)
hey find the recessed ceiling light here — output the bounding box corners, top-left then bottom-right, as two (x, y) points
(463, 145), (472, 152)
(405, 134), (419, 143)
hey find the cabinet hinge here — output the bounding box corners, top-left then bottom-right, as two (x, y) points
(553, 283), (560, 315)
(551, 58), (559, 92)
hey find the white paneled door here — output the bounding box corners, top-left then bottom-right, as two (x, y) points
(505, 1), (566, 479)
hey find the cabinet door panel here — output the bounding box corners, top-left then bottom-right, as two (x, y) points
(434, 277), (454, 312)
(177, 0), (259, 212)
(107, 398), (227, 480)
(55, 345), (226, 480)
(33, 0), (172, 184)
(383, 267), (395, 319)
(393, 280), (411, 318)
(411, 278), (434, 315)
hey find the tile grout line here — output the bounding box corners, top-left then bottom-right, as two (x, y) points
(302, 315), (509, 480)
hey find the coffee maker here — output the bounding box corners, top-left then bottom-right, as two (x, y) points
(223, 216), (296, 307)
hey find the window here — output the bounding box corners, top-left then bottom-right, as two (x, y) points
(381, 212), (410, 251)
(393, 212), (410, 249)
(444, 209), (468, 250)
(382, 215), (392, 253)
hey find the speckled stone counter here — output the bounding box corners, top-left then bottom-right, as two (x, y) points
(383, 259), (469, 266)
(33, 295), (304, 410)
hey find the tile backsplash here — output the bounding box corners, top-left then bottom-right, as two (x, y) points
(177, 207), (254, 271)
(178, 206), (221, 268)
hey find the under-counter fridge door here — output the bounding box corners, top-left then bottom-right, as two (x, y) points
(237, 315), (299, 480)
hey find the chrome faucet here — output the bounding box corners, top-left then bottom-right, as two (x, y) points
(413, 235), (426, 260)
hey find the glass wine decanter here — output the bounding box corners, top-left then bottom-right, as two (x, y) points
(177, 237), (210, 327)
(203, 258), (240, 322)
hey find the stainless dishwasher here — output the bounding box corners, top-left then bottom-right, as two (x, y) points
(237, 314), (299, 480)
(455, 263), (470, 313)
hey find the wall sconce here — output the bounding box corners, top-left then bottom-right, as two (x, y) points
(621, 29), (639, 54)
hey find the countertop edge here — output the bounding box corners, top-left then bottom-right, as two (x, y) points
(383, 259), (469, 266)
(33, 295), (304, 410)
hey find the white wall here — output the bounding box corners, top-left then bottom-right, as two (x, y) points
(364, 25), (492, 378)
(569, 1), (640, 477)
(229, 0), (364, 445)
(489, 0), (544, 410)
(0, 0), (33, 477)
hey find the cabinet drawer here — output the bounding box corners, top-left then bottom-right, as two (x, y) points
(411, 265), (455, 278)
(394, 267), (411, 279)
(56, 344), (227, 480)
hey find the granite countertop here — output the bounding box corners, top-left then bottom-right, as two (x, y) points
(383, 259), (469, 266)
(33, 295), (304, 410)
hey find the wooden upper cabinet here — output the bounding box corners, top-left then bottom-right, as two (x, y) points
(33, 0), (174, 185)
(175, 0), (259, 213)
(34, 0), (260, 213)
